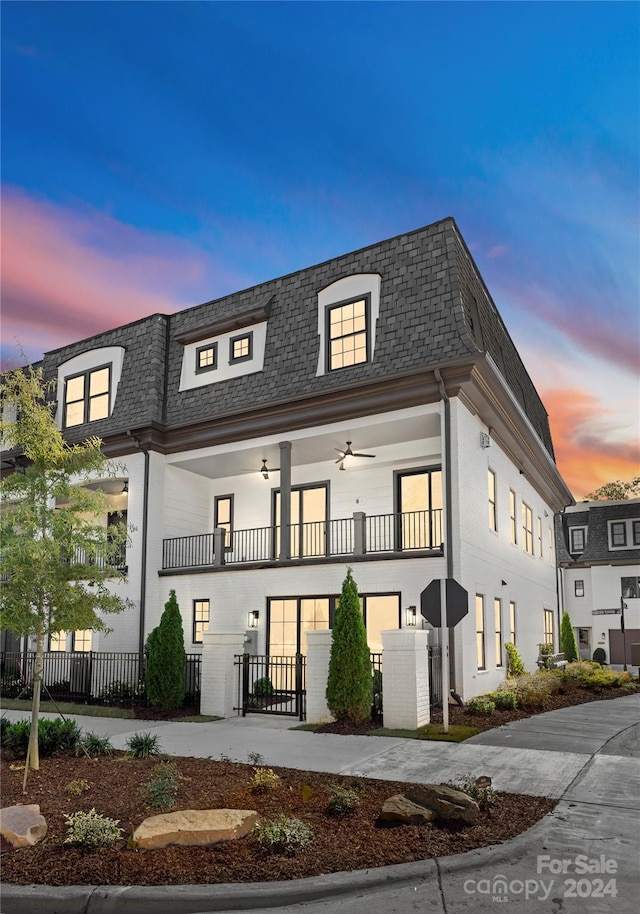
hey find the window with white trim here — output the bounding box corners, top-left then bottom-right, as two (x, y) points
(608, 518), (640, 551)
(543, 609), (554, 647)
(522, 502), (534, 555)
(488, 469), (497, 532)
(494, 598), (503, 667)
(509, 490), (517, 544)
(509, 601), (516, 645)
(569, 526), (587, 554)
(575, 580), (585, 597)
(537, 516), (543, 557)
(476, 594), (486, 670)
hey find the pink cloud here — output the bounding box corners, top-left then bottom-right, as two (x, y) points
(542, 386), (640, 499)
(0, 186), (235, 362)
(487, 244), (508, 259)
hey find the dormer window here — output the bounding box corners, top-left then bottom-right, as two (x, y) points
(230, 331), (253, 364)
(196, 343), (217, 373)
(64, 365), (111, 428)
(608, 518), (640, 551)
(569, 526), (587, 554)
(328, 298), (369, 371)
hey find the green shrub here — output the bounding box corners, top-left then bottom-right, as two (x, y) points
(99, 680), (144, 704)
(146, 589), (186, 712)
(565, 662), (632, 690)
(250, 767), (281, 792)
(539, 642), (553, 656)
(64, 808), (124, 849)
(126, 731), (162, 759)
(326, 786), (360, 817)
(326, 568), (372, 724)
(504, 642), (525, 677)
(65, 778), (90, 796)
(252, 677), (274, 698)
(0, 716), (10, 745)
(560, 612), (579, 663)
(492, 690), (517, 710)
(592, 648), (607, 665)
(251, 814), (314, 854)
(78, 732), (114, 758)
(140, 762), (178, 810)
(451, 776), (498, 811)
(508, 671), (562, 710)
(2, 716), (81, 758)
(466, 695), (496, 716)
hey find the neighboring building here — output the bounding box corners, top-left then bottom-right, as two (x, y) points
(2, 218), (573, 700)
(556, 499), (640, 665)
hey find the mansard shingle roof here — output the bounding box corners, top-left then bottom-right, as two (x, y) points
(556, 500), (640, 566)
(40, 217), (554, 456)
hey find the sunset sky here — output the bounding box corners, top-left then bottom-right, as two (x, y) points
(2, 1), (638, 499)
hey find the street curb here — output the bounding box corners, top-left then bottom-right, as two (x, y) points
(0, 812), (556, 914)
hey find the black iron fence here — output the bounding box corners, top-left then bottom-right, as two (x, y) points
(428, 644), (443, 708)
(371, 652), (383, 721)
(0, 651), (201, 710)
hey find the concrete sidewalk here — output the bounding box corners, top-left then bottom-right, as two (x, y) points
(2, 694), (639, 913)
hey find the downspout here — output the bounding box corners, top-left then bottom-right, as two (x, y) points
(127, 432), (150, 661)
(434, 368), (456, 692)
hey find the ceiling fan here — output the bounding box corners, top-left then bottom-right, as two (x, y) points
(334, 441), (376, 470)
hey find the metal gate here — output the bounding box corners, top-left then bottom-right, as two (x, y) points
(428, 644), (442, 708)
(235, 653), (306, 720)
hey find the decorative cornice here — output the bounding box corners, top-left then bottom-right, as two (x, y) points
(173, 297), (274, 345)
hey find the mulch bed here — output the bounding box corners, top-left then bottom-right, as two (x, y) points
(0, 753), (554, 886)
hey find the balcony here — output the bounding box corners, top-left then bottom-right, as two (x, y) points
(161, 509), (443, 572)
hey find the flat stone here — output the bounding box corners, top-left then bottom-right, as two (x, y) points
(133, 808), (258, 850)
(405, 784), (479, 824)
(0, 804), (47, 847)
(379, 794), (437, 825)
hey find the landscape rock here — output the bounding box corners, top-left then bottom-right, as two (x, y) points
(405, 783), (479, 824)
(0, 804), (47, 847)
(133, 808), (258, 849)
(379, 794), (437, 825)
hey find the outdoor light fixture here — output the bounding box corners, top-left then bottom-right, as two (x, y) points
(405, 606), (417, 627)
(248, 610), (260, 628)
(480, 432), (491, 449)
(501, 580), (507, 586)
(122, 481), (129, 493)
(260, 460), (279, 479)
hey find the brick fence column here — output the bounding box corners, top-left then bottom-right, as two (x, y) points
(305, 630), (334, 724)
(200, 631), (247, 718)
(381, 629), (430, 729)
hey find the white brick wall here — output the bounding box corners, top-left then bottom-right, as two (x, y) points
(305, 630), (334, 724)
(200, 631), (246, 717)
(381, 629), (430, 729)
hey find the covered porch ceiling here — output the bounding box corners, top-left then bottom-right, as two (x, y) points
(168, 410), (441, 481)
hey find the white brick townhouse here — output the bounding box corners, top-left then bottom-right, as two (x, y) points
(3, 218), (574, 700)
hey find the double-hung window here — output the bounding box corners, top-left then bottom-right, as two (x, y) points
(509, 490), (517, 544)
(509, 601), (516, 645)
(193, 599), (210, 644)
(327, 297), (368, 371)
(476, 594), (486, 670)
(214, 495), (234, 551)
(544, 609), (554, 648)
(494, 598), (503, 667)
(522, 503), (534, 555)
(64, 365), (111, 427)
(575, 580), (585, 597)
(488, 469), (497, 532)
(569, 527), (587, 554)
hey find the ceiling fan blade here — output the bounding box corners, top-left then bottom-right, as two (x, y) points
(352, 452), (376, 458)
(335, 456), (345, 464)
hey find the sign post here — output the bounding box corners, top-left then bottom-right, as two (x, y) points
(420, 578), (469, 734)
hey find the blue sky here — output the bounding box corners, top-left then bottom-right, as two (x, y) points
(2, 1), (638, 496)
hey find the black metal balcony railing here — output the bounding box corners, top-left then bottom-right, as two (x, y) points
(162, 509), (443, 571)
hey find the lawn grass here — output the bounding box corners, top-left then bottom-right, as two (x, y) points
(292, 722), (479, 741)
(0, 698), (220, 723)
(370, 723), (480, 742)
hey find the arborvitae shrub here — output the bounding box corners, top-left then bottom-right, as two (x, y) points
(325, 568), (372, 723)
(560, 611), (579, 663)
(146, 590), (186, 711)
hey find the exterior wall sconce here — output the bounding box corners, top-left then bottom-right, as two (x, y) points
(405, 605), (417, 627)
(122, 481), (129, 493)
(248, 610), (260, 628)
(480, 432), (491, 449)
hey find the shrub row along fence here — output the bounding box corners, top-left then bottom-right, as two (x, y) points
(0, 651), (202, 710)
